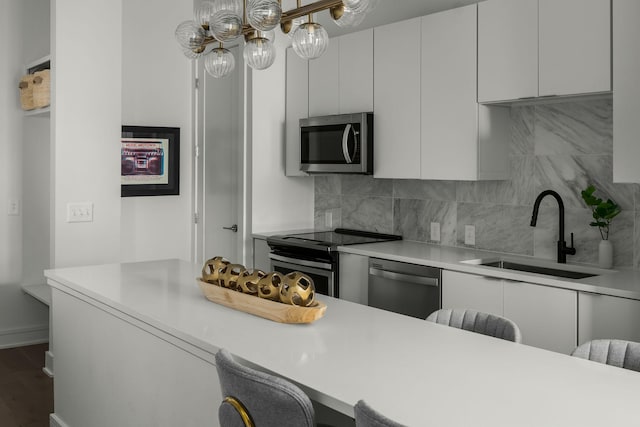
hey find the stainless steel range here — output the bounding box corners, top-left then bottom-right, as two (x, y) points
(266, 228), (401, 298)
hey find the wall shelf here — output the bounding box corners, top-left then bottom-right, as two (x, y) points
(24, 106), (50, 117)
(21, 283), (51, 306)
(26, 55), (51, 74)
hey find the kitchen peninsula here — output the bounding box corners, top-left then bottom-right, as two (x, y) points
(46, 259), (640, 427)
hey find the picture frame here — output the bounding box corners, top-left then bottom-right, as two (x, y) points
(121, 125), (180, 197)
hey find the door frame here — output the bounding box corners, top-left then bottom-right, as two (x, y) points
(191, 50), (251, 266)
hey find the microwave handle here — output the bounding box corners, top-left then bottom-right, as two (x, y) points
(342, 124), (359, 164)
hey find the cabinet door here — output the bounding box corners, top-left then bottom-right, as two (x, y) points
(373, 18), (421, 179)
(578, 292), (640, 345)
(613, 0), (640, 183)
(339, 29), (373, 114)
(539, 0), (611, 96)
(338, 253), (369, 304)
(478, 0), (538, 102)
(285, 48), (308, 177)
(503, 281), (577, 354)
(252, 238), (271, 271)
(421, 5), (479, 180)
(308, 39), (339, 117)
(442, 270), (503, 316)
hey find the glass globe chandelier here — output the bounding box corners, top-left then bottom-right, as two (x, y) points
(175, 0), (378, 78)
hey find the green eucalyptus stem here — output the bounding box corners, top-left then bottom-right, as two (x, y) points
(581, 185), (621, 242)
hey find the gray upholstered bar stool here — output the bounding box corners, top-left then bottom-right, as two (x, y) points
(215, 348), (332, 427)
(571, 339), (640, 372)
(354, 400), (407, 427)
(426, 308), (522, 343)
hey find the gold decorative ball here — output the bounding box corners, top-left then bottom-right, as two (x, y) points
(219, 264), (246, 291)
(280, 272), (315, 306)
(258, 272), (284, 301)
(237, 269), (266, 295)
(202, 256), (230, 284)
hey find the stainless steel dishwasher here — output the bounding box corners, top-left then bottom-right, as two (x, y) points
(368, 258), (441, 319)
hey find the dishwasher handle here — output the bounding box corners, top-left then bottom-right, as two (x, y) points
(369, 267), (439, 287)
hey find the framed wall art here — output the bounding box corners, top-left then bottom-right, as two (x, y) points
(121, 126), (180, 197)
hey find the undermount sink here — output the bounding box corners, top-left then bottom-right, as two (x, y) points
(462, 258), (602, 279)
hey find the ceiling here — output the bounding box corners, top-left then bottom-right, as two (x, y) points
(311, 0), (482, 37)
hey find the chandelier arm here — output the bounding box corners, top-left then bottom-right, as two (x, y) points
(281, 0), (344, 22)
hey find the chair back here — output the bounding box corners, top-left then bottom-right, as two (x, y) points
(215, 349), (315, 427)
(354, 400), (407, 427)
(426, 308), (522, 343)
(571, 339), (640, 372)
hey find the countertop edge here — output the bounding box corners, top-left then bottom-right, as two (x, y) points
(338, 241), (640, 301)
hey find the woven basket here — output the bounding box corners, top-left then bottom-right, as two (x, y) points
(32, 70), (50, 108)
(19, 74), (35, 110)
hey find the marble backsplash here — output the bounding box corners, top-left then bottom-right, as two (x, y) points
(314, 98), (640, 268)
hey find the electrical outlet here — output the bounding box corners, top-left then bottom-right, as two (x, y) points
(464, 225), (475, 246)
(67, 202), (94, 223)
(7, 199), (20, 216)
(430, 222), (440, 242)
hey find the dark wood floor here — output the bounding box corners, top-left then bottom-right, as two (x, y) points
(0, 343), (53, 427)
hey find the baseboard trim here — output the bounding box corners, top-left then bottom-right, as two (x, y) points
(0, 324), (49, 349)
(50, 413), (70, 427)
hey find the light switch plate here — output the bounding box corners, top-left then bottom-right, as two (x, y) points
(430, 222), (440, 242)
(67, 202), (94, 223)
(464, 225), (475, 246)
(7, 199), (20, 216)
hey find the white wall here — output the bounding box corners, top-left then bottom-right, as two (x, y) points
(250, 33), (314, 233)
(0, 0), (50, 348)
(0, 0), (23, 285)
(52, 0), (122, 267)
(120, 0), (193, 263)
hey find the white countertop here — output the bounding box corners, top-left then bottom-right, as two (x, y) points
(45, 259), (640, 426)
(339, 240), (640, 300)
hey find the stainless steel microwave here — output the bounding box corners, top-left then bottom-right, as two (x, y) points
(299, 112), (373, 174)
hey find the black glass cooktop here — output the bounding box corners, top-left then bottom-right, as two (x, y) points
(267, 228), (401, 252)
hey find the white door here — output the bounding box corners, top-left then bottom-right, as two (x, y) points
(194, 46), (245, 266)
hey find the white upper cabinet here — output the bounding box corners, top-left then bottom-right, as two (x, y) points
(421, 4), (509, 181)
(308, 40), (340, 117)
(338, 29), (373, 114)
(479, 0), (611, 103)
(478, 0), (538, 103)
(613, 0), (640, 183)
(373, 17), (422, 179)
(285, 47), (309, 177)
(308, 29), (374, 117)
(539, 0), (611, 96)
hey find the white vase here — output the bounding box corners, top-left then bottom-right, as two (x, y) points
(598, 240), (613, 269)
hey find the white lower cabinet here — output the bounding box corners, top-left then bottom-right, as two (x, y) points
(338, 253), (369, 304)
(503, 280), (577, 354)
(578, 292), (640, 345)
(443, 270), (578, 354)
(252, 238), (271, 271)
(442, 270), (503, 315)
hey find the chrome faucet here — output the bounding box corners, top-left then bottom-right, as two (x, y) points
(530, 190), (576, 263)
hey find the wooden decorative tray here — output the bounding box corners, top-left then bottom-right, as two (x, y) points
(197, 279), (327, 324)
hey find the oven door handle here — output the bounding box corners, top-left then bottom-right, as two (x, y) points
(369, 267), (439, 287)
(269, 253), (333, 271)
